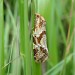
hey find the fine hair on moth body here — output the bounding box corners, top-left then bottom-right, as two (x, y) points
(33, 13), (48, 63)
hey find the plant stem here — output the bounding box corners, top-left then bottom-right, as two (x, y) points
(0, 0), (4, 75)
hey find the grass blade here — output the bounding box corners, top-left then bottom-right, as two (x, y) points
(0, 0), (4, 75)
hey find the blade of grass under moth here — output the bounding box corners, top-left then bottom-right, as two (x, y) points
(35, 0), (58, 73)
(31, 0), (42, 75)
(0, 0), (4, 75)
(19, 0), (31, 75)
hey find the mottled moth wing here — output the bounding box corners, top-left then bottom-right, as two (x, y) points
(33, 13), (48, 63)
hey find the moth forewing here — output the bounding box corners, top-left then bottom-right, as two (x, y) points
(33, 13), (48, 63)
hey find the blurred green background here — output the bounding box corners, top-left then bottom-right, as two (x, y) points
(0, 0), (75, 75)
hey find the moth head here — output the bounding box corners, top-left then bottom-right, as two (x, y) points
(35, 13), (46, 26)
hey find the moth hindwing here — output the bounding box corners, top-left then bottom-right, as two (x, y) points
(33, 13), (48, 63)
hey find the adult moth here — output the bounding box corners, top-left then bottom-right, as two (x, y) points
(33, 13), (48, 63)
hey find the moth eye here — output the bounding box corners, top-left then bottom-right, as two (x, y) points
(36, 14), (40, 18)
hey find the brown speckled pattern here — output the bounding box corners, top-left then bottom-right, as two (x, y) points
(33, 13), (48, 63)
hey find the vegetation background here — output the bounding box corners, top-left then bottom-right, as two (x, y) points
(0, 0), (75, 75)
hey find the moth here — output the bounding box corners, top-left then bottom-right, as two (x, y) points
(33, 13), (48, 63)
